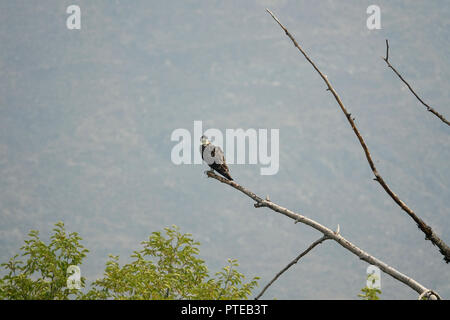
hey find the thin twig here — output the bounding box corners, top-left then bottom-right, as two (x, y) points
(254, 235), (329, 300)
(383, 39), (450, 126)
(266, 9), (450, 263)
(385, 39), (389, 62)
(206, 171), (440, 299)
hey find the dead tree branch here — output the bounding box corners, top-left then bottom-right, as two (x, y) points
(254, 235), (330, 300)
(266, 9), (450, 263)
(383, 39), (450, 126)
(206, 171), (439, 299)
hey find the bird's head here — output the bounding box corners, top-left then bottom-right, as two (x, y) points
(200, 135), (211, 146)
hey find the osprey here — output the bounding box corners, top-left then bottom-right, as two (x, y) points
(200, 135), (233, 181)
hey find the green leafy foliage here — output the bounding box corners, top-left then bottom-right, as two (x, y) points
(1, 223), (259, 300)
(358, 273), (382, 300)
(0, 222), (88, 299)
(83, 225), (259, 299)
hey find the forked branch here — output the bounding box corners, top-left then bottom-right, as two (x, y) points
(266, 9), (450, 263)
(383, 39), (450, 126)
(206, 171), (439, 299)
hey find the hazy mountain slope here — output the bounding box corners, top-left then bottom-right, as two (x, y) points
(0, 0), (449, 299)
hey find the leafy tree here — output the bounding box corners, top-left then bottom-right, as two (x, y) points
(83, 225), (259, 299)
(0, 222), (88, 299)
(1, 223), (259, 300)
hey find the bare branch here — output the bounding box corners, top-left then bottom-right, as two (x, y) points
(254, 235), (330, 300)
(383, 39), (450, 126)
(206, 171), (440, 299)
(266, 9), (450, 263)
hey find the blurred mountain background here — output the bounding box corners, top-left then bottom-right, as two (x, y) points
(0, 0), (449, 299)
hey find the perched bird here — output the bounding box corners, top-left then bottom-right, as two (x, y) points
(200, 135), (233, 181)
